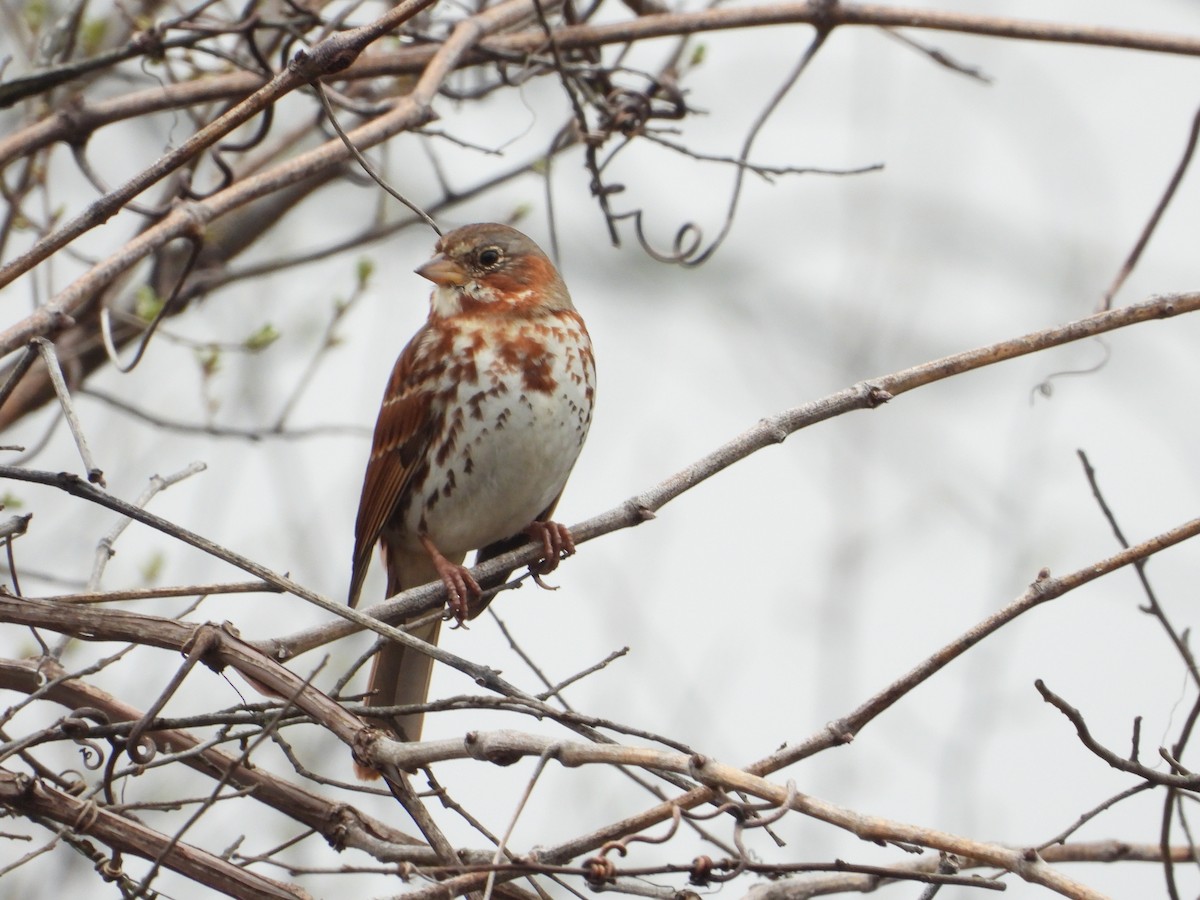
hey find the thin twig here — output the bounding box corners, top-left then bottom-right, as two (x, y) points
(879, 26), (993, 82)
(0, 344), (38, 410)
(80, 387), (367, 441)
(1036, 680), (1200, 790)
(1076, 449), (1200, 688)
(85, 461), (207, 592)
(1037, 783), (1154, 850)
(0, 0), (442, 293)
(42, 581), (277, 603)
(33, 338), (104, 486)
(270, 263), (369, 431)
(483, 750), (556, 900)
(1102, 103), (1200, 310)
(623, 25), (830, 266)
(310, 79), (441, 234)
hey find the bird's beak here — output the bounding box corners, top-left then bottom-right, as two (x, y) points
(416, 255), (468, 286)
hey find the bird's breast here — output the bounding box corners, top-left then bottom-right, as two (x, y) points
(400, 312), (595, 555)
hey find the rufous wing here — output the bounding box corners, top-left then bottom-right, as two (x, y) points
(348, 326), (441, 609)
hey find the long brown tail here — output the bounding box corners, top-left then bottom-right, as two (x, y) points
(354, 545), (458, 780)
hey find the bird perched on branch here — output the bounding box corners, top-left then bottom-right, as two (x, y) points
(348, 223), (595, 775)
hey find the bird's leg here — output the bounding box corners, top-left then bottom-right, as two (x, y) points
(419, 534), (481, 623)
(525, 520), (576, 588)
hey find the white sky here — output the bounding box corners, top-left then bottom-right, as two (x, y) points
(4, 1), (1200, 897)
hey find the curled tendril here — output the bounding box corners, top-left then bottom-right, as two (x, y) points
(97, 854), (125, 882)
(595, 841), (627, 859)
(71, 797), (102, 833)
(60, 708), (111, 773)
(689, 855), (715, 886)
(1029, 337), (1111, 403)
(54, 709), (112, 771)
(680, 798), (744, 822)
(57, 769), (88, 795)
(596, 73), (688, 138)
(618, 210), (706, 265)
(183, 104), (276, 201)
(123, 732), (158, 765)
(581, 855), (616, 885)
(77, 740), (106, 770)
(593, 805), (682, 861)
(721, 781), (798, 879)
(60, 706), (110, 736)
(740, 779), (797, 829)
(705, 857), (745, 884)
(602, 27), (832, 268)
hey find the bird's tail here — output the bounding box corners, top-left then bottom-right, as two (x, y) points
(353, 545), (453, 780)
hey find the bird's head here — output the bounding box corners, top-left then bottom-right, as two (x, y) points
(417, 223), (574, 318)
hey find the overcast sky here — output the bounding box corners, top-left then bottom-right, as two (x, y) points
(4, 1), (1200, 897)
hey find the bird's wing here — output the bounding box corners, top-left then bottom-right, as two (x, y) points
(348, 325), (442, 607)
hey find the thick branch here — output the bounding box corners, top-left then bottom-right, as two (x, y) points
(271, 290), (1200, 659)
(747, 842), (1200, 899)
(387, 730), (1105, 900)
(6, 3), (1198, 171)
(0, 768), (305, 899)
(349, 506), (1200, 899)
(0, 657), (431, 862)
(0, 0), (440, 294)
(0, 0), (558, 358)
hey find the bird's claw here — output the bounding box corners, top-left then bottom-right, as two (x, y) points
(441, 566), (481, 624)
(421, 534), (482, 624)
(525, 520), (576, 587)
(531, 571), (560, 591)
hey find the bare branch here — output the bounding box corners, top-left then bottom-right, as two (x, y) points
(1102, 104), (1200, 309)
(32, 338), (103, 485)
(0, 0), (441, 292)
(0, 768), (307, 898)
(383, 730), (1105, 899)
(273, 290), (1200, 660)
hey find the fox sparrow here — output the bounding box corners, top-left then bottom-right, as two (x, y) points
(348, 223), (595, 771)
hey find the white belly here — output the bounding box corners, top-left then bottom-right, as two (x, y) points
(400, 314), (594, 556)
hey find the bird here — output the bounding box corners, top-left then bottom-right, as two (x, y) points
(348, 223), (595, 775)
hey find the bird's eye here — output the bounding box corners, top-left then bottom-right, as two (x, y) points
(477, 247), (503, 268)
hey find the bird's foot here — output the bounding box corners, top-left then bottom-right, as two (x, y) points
(420, 534), (481, 623)
(525, 520), (576, 589)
